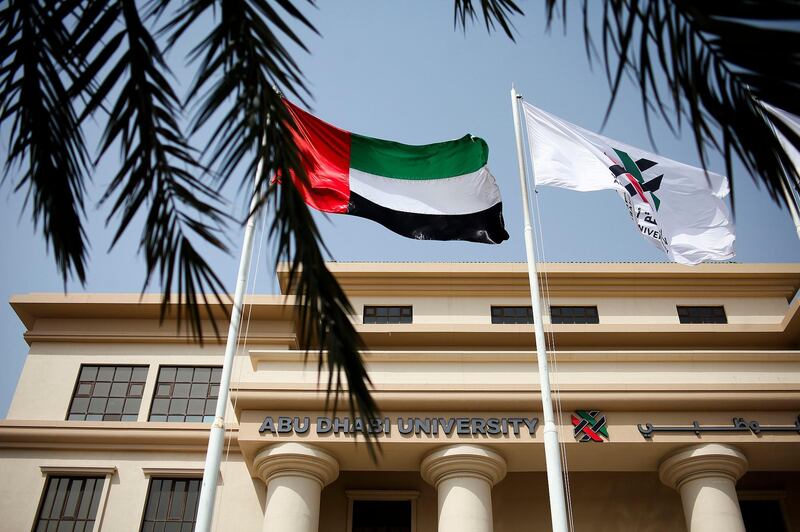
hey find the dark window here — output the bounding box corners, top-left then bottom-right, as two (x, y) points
(363, 306), (412, 324)
(352, 500), (412, 532)
(550, 306), (599, 324)
(34, 476), (104, 531)
(68, 365), (148, 421)
(740, 499), (787, 531)
(491, 306), (533, 324)
(141, 478), (200, 532)
(149, 366), (221, 423)
(677, 306), (727, 324)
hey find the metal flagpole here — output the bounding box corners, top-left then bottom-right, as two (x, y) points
(195, 153), (265, 532)
(510, 85), (569, 532)
(777, 177), (800, 241)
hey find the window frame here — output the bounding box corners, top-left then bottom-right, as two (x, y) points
(138, 473), (204, 532)
(490, 305), (534, 325)
(363, 305), (413, 324)
(34, 466), (116, 532)
(549, 305), (600, 324)
(676, 305), (728, 324)
(148, 365), (222, 423)
(66, 364), (149, 422)
(346, 490), (419, 532)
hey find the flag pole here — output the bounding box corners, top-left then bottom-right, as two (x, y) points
(195, 151), (265, 532)
(777, 176), (800, 241)
(510, 85), (569, 532)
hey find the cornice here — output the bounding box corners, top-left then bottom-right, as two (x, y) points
(22, 332), (298, 347)
(279, 262), (800, 298)
(250, 349), (800, 364)
(229, 386), (800, 413)
(0, 421), (239, 452)
(10, 294), (297, 330)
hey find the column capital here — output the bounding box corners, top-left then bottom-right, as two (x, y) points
(659, 443), (748, 491)
(420, 444), (507, 489)
(254, 442), (339, 488)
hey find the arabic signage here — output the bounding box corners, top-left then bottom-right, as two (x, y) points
(638, 415), (800, 439)
(258, 416), (540, 437)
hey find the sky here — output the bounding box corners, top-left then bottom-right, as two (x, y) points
(2, 2), (799, 416)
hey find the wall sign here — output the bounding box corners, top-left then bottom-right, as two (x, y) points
(258, 416), (539, 437)
(572, 410), (609, 442)
(638, 415), (800, 439)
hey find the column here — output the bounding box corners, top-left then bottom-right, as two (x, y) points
(658, 443), (748, 532)
(254, 442), (339, 532)
(420, 444), (507, 532)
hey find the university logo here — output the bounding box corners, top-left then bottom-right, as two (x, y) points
(572, 410), (609, 442)
(609, 148), (663, 211)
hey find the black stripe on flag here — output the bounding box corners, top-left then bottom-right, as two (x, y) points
(347, 191), (509, 244)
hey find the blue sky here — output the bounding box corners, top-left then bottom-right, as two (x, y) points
(2, 2), (799, 416)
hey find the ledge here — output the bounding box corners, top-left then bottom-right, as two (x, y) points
(250, 349), (800, 364)
(280, 262), (800, 299)
(230, 386), (800, 413)
(40, 465), (117, 476)
(0, 421), (239, 452)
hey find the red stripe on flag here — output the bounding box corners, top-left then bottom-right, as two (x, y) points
(283, 100), (351, 213)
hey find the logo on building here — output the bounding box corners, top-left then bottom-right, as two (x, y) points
(572, 410), (609, 442)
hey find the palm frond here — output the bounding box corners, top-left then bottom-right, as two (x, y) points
(167, 0), (380, 446)
(0, 0), (89, 284)
(453, 0), (523, 41)
(545, 1), (800, 212)
(71, 0), (230, 337)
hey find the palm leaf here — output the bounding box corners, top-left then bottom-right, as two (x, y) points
(559, 1), (800, 212)
(0, 0), (90, 285)
(455, 0), (800, 214)
(166, 0), (380, 447)
(70, 0), (231, 337)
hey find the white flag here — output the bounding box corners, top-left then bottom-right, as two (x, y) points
(522, 101), (735, 265)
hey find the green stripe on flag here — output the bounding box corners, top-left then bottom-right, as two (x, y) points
(350, 133), (488, 180)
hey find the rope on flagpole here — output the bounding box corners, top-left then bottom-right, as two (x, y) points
(214, 192), (270, 530)
(510, 85), (570, 532)
(532, 184), (576, 532)
(517, 95), (575, 530)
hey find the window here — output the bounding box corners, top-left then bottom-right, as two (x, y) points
(677, 306), (727, 324)
(149, 366), (221, 423)
(491, 306), (533, 324)
(347, 491), (417, 532)
(352, 500), (412, 532)
(363, 306), (412, 324)
(550, 306), (599, 324)
(141, 478), (200, 532)
(34, 476), (105, 531)
(68, 365), (148, 421)
(740, 498), (787, 531)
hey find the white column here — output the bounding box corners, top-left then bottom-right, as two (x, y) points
(254, 443), (339, 532)
(659, 443), (749, 532)
(420, 445), (507, 532)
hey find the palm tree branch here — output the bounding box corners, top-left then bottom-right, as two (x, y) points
(0, 0), (90, 285)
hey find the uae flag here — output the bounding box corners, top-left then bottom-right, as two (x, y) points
(283, 100), (509, 244)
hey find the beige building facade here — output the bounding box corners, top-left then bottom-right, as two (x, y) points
(1, 262), (799, 531)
